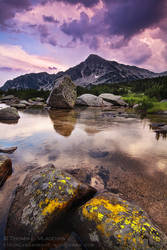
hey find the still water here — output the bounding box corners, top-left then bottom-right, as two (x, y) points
(0, 107), (167, 242)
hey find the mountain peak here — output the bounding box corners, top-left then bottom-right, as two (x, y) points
(2, 55), (165, 91)
(86, 54), (105, 61)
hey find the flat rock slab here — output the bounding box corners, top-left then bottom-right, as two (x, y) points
(0, 155), (12, 187)
(72, 192), (167, 250)
(5, 165), (96, 248)
(0, 146), (17, 154)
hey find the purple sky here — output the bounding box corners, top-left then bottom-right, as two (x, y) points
(0, 0), (167, 86)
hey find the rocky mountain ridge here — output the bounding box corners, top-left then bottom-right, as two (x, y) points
(1, 54), (166, 91)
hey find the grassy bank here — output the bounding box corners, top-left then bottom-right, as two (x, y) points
(123, 93), (167, 114)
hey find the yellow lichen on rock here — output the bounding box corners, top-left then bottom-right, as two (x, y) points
(81, 195), (162, 247)
(58, 179), (66, 184)
(40, 198), (67, 216)
(82, 197), (127, 225)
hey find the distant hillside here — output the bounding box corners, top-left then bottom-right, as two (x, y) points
(77, 75), (167, 101)
(1, 54), (166, 91)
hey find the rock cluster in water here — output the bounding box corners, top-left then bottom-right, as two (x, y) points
(4, 163), (167, 249)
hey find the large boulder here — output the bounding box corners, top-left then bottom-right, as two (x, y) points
(47, 76), (77, 108)
(72, 192), (167, 249)
(99, 93), (127, 106)
(0, 107), (20, 120)
(76, 94), (111, 107)
(5, 165), (96, 248)
(0, 155), (12, 187)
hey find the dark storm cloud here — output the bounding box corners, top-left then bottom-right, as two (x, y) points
(0, 0), (31, 28)
(130, 53), (152, 65)
(48, 66), (57, 70)
(43, 15), (59, 24)
(42, 0), (99, 8)
(61, 0), (167, 48)
(0, 66), (13, 71)
(0, 66), (22, 71)
(61, 12), (103, 41)
(103, 0), (166, 38)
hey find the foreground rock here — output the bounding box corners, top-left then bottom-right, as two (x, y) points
(99, 93), (127, 106)
(0, 155), (12, 187)
(5, 165), (96, 248)
(76, 94), (111, 107)
(0, 146), (17, 154)
(47, 76), (77, 108)
(0, 107), (20, 120)
(72, 192), (167, 249)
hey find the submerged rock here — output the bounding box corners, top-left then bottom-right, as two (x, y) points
(0, 155), (12, 187)
(89, 150), (109, 158)
(5, 165), (96, 248)
(47, 76), (77, 108)
(0, 107), (20, 120)
(76, 94), (111, 107)
(99, 93), (127, 106)
(0, 146), (17, 154)
(72, 192), (167, 250)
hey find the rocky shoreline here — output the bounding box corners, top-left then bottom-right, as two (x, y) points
(1, 76), (167, 249)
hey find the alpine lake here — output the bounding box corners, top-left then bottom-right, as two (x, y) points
(0, 105), (167, 246)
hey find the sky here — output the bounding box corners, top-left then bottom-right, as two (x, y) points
(0, 0), (167, 86)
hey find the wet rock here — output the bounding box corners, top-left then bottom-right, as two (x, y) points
(28, 102), (46, 108)
(33, 97), (44, 102)
(47, 76), (77, 108)
(99, 93), (127, 107)
(20, 100), (32, 106)
(0, 155), (12, 187)
(5, 165), (96, 248)
(11, 103), (26, 109)
(0, 95), (15, 101)
(54, 233), (82, 250)
(89, 150), (109, 158)
(76, 94), (111, 107)
(150, 123), (166, 130)
(72, 192), (167, 250)
(0, 107), (20, 120)
(160, 99), (167, 103)
(133, 104), (139, 109)
(0, 146), (17, 154)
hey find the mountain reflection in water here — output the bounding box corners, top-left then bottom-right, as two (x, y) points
(0, 107), (167, 241)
